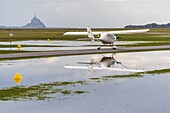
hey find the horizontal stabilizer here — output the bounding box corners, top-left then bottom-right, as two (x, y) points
(77, 62), (97, 64)
(77, 38), (99, 41)
(77, 38), (92, 41)
(64, 31), (102, 36)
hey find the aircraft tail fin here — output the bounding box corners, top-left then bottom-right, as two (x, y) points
(87, 26), (95, 42)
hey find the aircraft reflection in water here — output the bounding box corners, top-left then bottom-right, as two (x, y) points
(64, 54), (146, 76)
(13, 73), (23, 85)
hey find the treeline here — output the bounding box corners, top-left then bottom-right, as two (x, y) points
(124, 23), (170, 28)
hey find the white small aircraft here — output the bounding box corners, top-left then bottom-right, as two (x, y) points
(64, 54), (146, 76)
(64, 27), (149, 50)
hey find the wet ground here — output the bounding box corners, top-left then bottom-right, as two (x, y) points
(0, 50), (170, 113)
(0, 40), (144, 51)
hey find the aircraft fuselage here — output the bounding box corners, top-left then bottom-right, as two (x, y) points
(99, 33), (116, 44)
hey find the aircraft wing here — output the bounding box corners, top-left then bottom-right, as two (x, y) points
(63, 29), (149, 36)
(106, 29), (150, 35)
(103, 67), (146, 72)
(64, 65), (146, 72)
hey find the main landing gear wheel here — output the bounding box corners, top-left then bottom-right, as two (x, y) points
(112, 46), (117, 50)
(112, 47), (116, 50)
(97, 46), (101, 50)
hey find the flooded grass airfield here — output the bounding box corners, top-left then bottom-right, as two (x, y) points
(0, 40), (144, 51)
(0, 50), (170, 113)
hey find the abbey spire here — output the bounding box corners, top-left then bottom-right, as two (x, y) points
(34, 13), (37, 19)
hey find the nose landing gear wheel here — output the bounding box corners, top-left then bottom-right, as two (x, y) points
(112, 45), (117, 50)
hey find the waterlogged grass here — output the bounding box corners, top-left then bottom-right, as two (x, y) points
(103, 74), (142, 79)
(1, 68), (170, 101)
(88, 68), (170, 81)
(117, 34), (170, 41)
(102, 68), (170, 80)
(0, 29), (65, 41)
(0, 28), (89, 41)
(0, 28), (170, 41)
(136, 68), (170, 75)
(145, 68), (170, 74)
(0, 28), (170, 54)
(0, 44), (68, 48)
(89, 68), (170, 82)
(0, 81), (87, 101)
(123, 42), (170, 47)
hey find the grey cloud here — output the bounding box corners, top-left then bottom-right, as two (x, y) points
(1, 0), (170, 27)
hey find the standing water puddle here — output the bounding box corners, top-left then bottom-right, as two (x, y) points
(0, 50), (170, 113)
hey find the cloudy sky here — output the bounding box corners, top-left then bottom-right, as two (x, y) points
(1, 0), (170, 27)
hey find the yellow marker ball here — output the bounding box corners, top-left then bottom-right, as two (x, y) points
(17, 44), (22, 48)
(47, 39), (51, 42)
(13, 73), (23, 85)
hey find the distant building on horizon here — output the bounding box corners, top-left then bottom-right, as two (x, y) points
(22, 14), (46, 28)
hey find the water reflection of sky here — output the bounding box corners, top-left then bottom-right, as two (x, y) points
(1, 50), (170, 113)
(0, 50), (170, 87)
(3, 46), (99, 51)
(0, 40), (137, 46)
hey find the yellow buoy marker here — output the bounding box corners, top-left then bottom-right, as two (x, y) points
(13, 73), (23, 85)
(17, 44), (21, 48)
(17, 44), (22, 50)
(47, 39), (51, 42)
